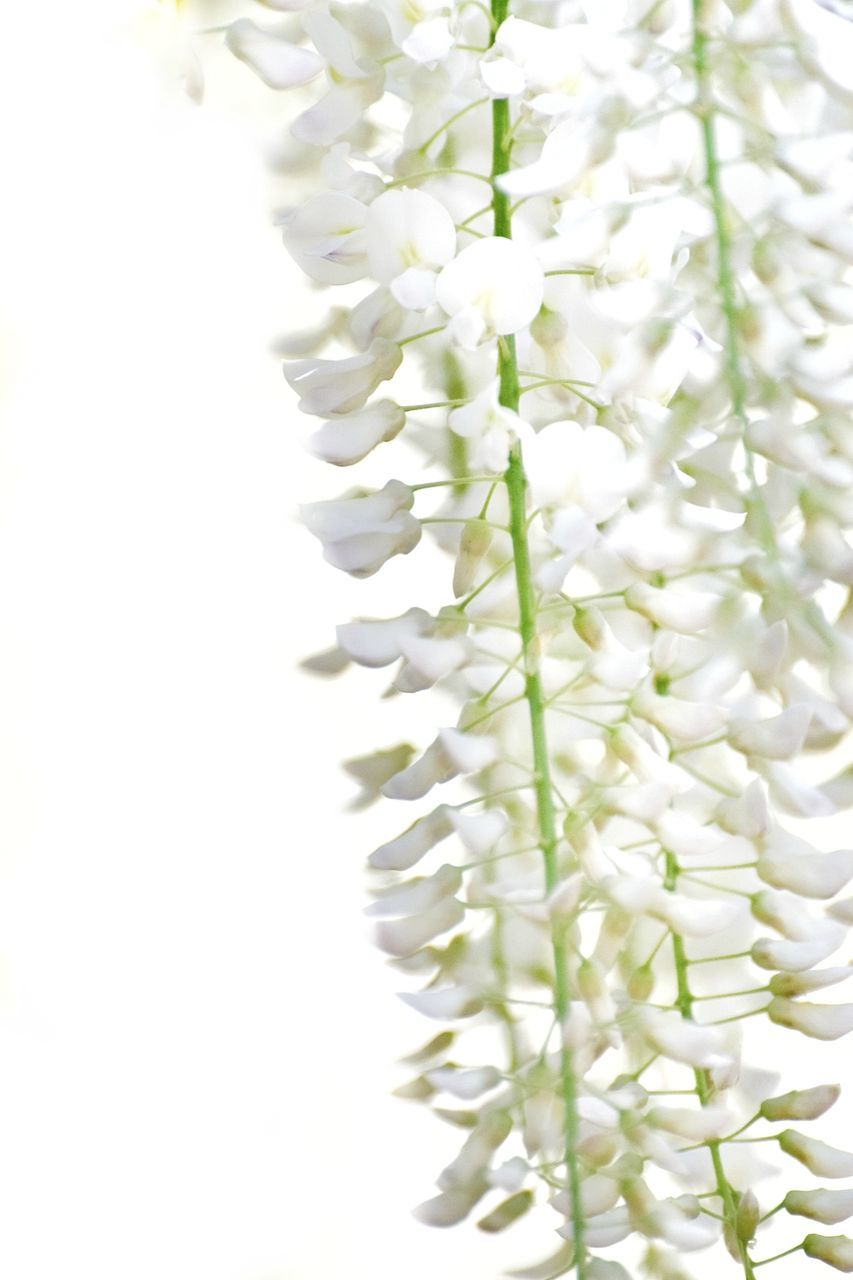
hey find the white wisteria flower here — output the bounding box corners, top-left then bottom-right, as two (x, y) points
(211, 0), (853, 1271)
(435, 237), (544, 349)
(365, 188), (457, 310)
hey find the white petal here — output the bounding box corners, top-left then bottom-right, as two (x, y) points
(400, 985), (483, 1019)
(310, 399), (405, 466)
(369, 808), (454, 870)
(753, 930), (844, 973)
(752, 889), (824, 942)
(625, 584), (720, 633)
(375, 896), (464, 956)
(366, 188), (457, 284)
(398, 634), (468, 684)
(652, 893), (741, 939)
(641, 1010), (732, 1070)
(479, 55), (526, 97)
(784, 1189), (853, 1225)
(779, 1129), (853, 1177)
(282, 191), (368, 286)
(226, 18), (323, 89)
(716, 781), (769, 838)
(447, 807), (508, 853)
(729, 705), (813, 761)
(285, 339), (401, 416)
(337, 608), (428, 667)
(391, 268), (438, 310)
(524, 422), (628, 518)
(436, 237), (544, 338)
(758, 840), (853, 899)
(427, 1065), (501, 1099)
(769, 1000), (853, 1042)
(382, 738), (457, 801)
(367, 863), (462, 917)
(401, 16), (454, 64)
(438, 727), (498, 773)
(648, 1106), (735, 1142)
(498, 121), (595, 198)
(413, 1187), (482, 1226)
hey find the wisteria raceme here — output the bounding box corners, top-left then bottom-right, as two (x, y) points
(194, 0), (853, 1273)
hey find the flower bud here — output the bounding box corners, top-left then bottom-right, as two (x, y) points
(369, 807), (453, 870)
(752, 930), (844, 972)
(758, 839), (853, 900)
(647, 1105), (735, 1141)
(400, 986), (483, 1020)
(546, 873), (584, 925)
(768, 999), (853, 1041)
(736, 1190), (760, 1244)
(374, 895), (465, 957)
(453, 520), (493, 599)
(760, 1084), (841, 1121)
(426, 1065), (501, 1100)
(368, 863), (462, 917)
(769, 967), (853, 997)
(785, 1190), (853, 1225)
(439, 1112), (512, 1189)
(779, 1130), (853, 1178)
(803, 1233), (853, 1272)
(476, 1190), (533, 1234)
(413, 1184), (485, 1227)
(627, 963), (655, 1001)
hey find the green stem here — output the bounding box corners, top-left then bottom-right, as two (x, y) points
(489, 8), (585, 1270)
(691, 0), (775, 558)
(664, 851), (758, 1280)
(418, 97), (489, 156)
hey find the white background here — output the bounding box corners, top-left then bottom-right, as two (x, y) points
(0, 4), (511, 1277)
(0, 4), (847, 1279)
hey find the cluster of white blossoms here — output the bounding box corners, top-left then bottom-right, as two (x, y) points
(213, 0), (853, 1274)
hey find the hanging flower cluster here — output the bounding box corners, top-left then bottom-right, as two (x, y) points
(217, 0), (853, 1274)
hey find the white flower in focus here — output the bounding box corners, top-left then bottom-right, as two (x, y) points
(803, 1233), (853, 1272)
(284, 339), (402, 416)
(309, 399), (405, 466)
(365, 189), (457, 310)
(436, 237), (544, 349)
(785, 1189), (853, 1225)
(301, 479), (420, 576)
(281, 192), (368, 285)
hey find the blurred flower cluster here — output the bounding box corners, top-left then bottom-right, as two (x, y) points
(204, 0), (853, 1274)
